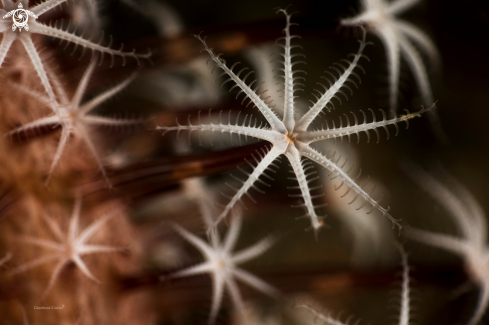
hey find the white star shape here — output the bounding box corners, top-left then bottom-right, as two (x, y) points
(12, 197), (124, 298)
(405, 164), (489, 325)
(158, 9), (434, 234)
(7, 59), (140, 186)
(341, 0), (439, 111)
(170, 212), (279, 324)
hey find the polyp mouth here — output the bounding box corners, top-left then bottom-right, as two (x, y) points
(286, 133), (296, 142)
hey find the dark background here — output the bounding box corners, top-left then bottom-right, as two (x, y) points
(70, 0), (489, 324)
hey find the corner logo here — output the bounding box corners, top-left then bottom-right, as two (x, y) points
(3, 3), (38, 32)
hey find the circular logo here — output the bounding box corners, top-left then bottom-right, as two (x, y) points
(13, 9), (28, 28)
(2, 3), (38, 32)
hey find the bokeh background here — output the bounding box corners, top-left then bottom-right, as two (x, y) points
(2, 0), (489, 324)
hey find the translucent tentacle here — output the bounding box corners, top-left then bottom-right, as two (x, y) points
(194, 34), (285, 133)
(80, 73), (136, 114)
(30, 21), (151, 67)
(286, 146), (324, 230)
(276, 8), (298, 130)
(215, 145), (283, 226)
(0, 31), (15, 68)
(157, 119), (281, 143)
(299, 144), (401, 230)
(377, 25), (401, 111)
(19, 35), (58, 110)
(299, 105), (434, 143)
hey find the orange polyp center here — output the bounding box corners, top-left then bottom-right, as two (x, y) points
(286, 133), (296, 142)
(66, 245), (74, 257)
(217, 259), (226, 269)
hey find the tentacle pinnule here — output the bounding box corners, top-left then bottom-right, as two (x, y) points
(194, 33), (286, 133)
